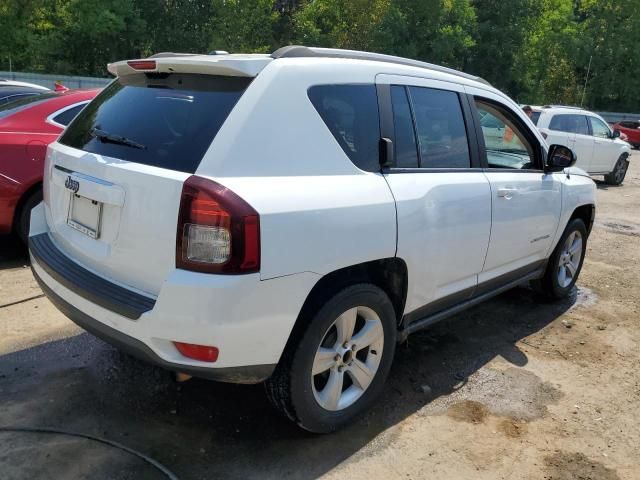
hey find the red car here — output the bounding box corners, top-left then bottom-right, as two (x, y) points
(613, 120), (640, 149)
(0, 89), (100, 242)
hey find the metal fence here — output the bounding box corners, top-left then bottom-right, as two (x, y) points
(596, 111), (640, 124)
(0, 71), (111, 90)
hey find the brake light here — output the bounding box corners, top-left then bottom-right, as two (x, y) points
(127, 60), (157, 70)
(176, 176), (260, 274)
(173, 342), (219, 362)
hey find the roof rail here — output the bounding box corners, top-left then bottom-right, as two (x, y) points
(271, 46), (491, 86)
(542, 104), (583, 110)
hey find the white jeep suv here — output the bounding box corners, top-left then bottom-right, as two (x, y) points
(533, 105), (631, 185)
(29, 47), (596, 433)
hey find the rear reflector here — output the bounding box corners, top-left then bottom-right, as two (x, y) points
(174, 342), (219, 362)
(127, 60), (157, 70)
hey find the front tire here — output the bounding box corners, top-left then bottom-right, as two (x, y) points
(265, 284), (397, 433)
(604, 154), (629, 185)
(533, 218), (587, 300)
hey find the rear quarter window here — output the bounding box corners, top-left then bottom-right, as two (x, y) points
(52, 103), (87, 126)
(530, 111), (541, 125)
(308, 84), (380, 172)
(549, 114), (589, 135)
(60, 74), (252, 174)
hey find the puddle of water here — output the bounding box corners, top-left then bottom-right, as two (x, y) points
(568, 286), (598, 312)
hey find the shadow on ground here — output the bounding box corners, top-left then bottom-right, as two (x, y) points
(0, 235), (579, 479)
(0, 270), (578, 480)
(0, 235), (28, 269)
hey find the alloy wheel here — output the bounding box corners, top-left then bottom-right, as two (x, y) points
(615, 158), (628, 183)
(311, 306), (384, 411)
(557, 230), (583, 288)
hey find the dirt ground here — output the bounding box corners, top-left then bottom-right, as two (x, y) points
(1, 152), (639, 480)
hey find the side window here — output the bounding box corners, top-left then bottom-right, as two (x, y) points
(530, 111), (541, 125)
(408, 86), (470, 168)
(390, 86), (418, 168)
(475, 99), (538, 170)
(52, 103), (87, 126)
(308, 84), (380, 172)
(589, 117), (611, 139)
(549, 114), (589, 135)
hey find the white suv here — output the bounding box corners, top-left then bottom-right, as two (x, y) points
(29, 47), (596, 433)
(533, 106), (631, 185)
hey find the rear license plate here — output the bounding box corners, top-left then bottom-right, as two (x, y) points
(67, 194), (102, 239)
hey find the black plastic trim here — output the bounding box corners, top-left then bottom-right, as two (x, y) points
(32, 268), (275, 384)
(384, 167), (482, 174)
(398, 261), (546, 341)
(29, 233), (155, 320)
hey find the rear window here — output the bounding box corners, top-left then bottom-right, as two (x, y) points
(0, 92), (57, 119)
(60, 74), (252, 174)
(308, 84), (380, 172)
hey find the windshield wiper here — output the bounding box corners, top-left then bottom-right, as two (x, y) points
(90, 128), (146, 150)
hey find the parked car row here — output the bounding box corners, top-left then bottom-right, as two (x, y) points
(613, 120), (640, 149)
(21, 47), (597, 433)
(491, 105), (631, 185)
(0, 88), (99, 241)
(0, 79), (49, 105)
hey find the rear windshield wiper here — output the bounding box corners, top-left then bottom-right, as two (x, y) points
(90, 128), (146, 150)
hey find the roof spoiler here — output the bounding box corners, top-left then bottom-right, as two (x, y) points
(107, 54), (272, 78)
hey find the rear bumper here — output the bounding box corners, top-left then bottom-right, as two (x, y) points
(32, 267), (275, 383)
(29, 204), (320, 383)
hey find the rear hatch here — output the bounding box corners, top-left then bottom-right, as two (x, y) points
(44, 55), (269, 295)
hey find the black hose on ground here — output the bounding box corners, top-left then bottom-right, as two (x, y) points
(0, 426), (179, 480)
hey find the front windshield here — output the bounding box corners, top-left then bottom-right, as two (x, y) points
(0, 92), (58, 120)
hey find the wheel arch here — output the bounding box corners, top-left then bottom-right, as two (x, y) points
(12, 181), (43, 233)
(283, 258), (408, 353)
(569, 203), (595, 237)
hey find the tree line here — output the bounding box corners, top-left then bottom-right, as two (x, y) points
(1, 0), (639, 112)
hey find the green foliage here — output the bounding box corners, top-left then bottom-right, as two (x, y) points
(0, 0), (638, 111)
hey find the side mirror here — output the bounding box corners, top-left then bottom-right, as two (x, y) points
(612, 129), (621, 139)
(546, 144), (576, 173)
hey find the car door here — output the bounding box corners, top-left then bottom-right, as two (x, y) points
(376, 74), (492, 319)
(571, 115), (595, 172)
(588, 115), (617, 173)
(464, 86), (562, 288)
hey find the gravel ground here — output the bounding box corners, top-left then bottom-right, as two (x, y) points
(1, 151), (639, 480)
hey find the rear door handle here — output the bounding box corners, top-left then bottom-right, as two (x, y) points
(497, 187), (517, 199)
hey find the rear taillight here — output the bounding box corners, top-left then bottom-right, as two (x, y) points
(127, 60), (157, 70)
(176, 176), (260, 274)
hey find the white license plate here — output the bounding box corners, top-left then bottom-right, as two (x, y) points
(67, 194), (103, 239)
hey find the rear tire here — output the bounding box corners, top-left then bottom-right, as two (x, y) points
(604, 154), (629, 185)
(532, 218), (587, 300)
(265, 284), (397, 433)
(16, 189), (42, 245)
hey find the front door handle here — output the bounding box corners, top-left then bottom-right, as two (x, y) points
(497, 187), (518, 199)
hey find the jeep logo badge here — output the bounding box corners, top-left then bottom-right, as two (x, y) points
(65, 176), (80, 194)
